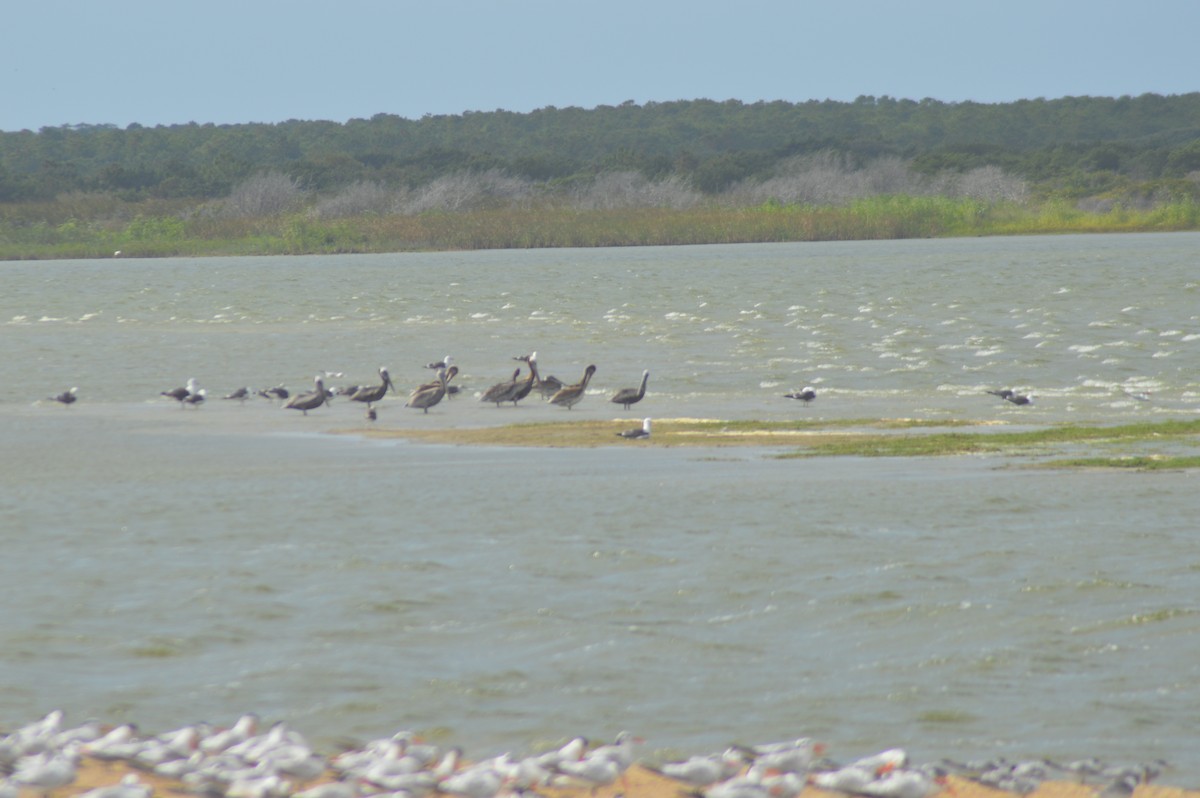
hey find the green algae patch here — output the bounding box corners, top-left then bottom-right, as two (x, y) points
(779, 418), (1200, 460)
(1036, 455), (1200, 471)
(351, 417), (1200, 462)
(355, 417), (986, 449)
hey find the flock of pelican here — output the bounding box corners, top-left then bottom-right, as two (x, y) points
(142, 353), (652, 425)
(0, 711), (1172, 798)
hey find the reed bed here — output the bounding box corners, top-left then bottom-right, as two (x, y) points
(2, 198), (1198, 260)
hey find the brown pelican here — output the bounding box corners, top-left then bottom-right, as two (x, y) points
(284, 376), (330, 415)
(616, 418), (651, 439)
(50, 387), (78, 405)
(406, 367), (455, 413)
(504, 353), (539, 405)
(611, 370), (649, 409)
(784, 386), (817, 403)
(480, 367), (521, 407)
(549, 364), (597, 410)
(349, 367), (395, 409)
(223, 387), (250, 402)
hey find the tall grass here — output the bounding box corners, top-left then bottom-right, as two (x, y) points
(2, 197), (1198, 260)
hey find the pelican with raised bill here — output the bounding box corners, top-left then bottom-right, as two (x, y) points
(549, 364), (597, 410)
(611, 369), (650, 410)
(616, 418), (651, 439)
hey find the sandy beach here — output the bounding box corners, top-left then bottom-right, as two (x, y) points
(31, 756), (1199, 798)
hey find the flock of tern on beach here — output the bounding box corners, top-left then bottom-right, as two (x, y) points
(0, 712), (1172, 798)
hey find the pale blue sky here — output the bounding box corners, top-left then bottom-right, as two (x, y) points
(5, 0), (1199, 131)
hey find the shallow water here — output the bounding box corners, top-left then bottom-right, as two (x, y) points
(1, 235), (1199, 782)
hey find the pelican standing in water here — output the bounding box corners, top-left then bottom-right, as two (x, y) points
(504, 352), (540, 405)
(481, 367), (521, 407)
(349, 367), (395, 409)
(616, 418), (652, 439)
(407, 367), (456, 413)
(284, 376), (330, 416)
(611, 369), (649, 410)
(549, 364), (597, 410)
(49, 387), (78, 405)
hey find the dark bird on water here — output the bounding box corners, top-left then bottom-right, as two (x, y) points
(50, 387), (78, 405)
(163, 378), (202, 408)
(258, 385), (289, 400)
(284, 376), (330, 416)
(784, 386), (817, 403)
(616, 418), (652, 439)
(989, 388), (1032, 405)
(611, 370), (650, 410)
(223, 387), (251, 402)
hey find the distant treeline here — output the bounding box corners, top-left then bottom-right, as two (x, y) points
(3, 94), (1200, 204)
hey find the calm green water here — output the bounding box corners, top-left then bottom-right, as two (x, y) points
(1, 234), (1198, 782)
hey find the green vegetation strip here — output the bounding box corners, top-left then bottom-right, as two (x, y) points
(357, 417), (1200, 467)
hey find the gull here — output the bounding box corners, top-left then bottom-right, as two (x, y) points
(784, 387), (816, 403)
(1004, 392), (1033, 406)
(183, 388), (207, 408)
(611, 369), (650, 409)
(49, 387), (78, 405)
(617, 418), (652, 439)
(224, 387), (251, 402)
(425, 355), (453, 371)
(259, 385), (290, 400)
(162, 378), (201, 407)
